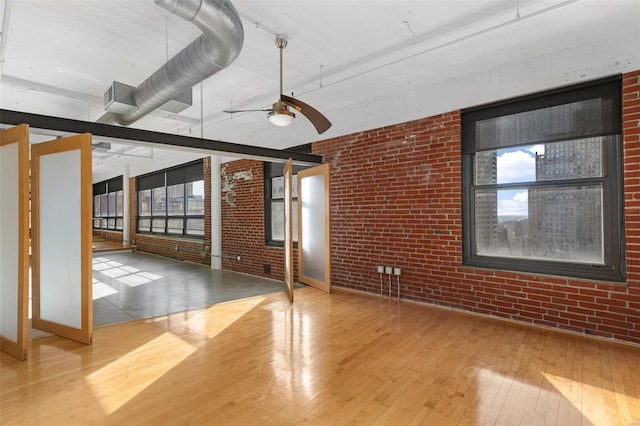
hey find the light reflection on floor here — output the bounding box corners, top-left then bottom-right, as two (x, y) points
(28, 251), (291, 334)
(92, 257), (163, 291)
(6, 286), (640, 424)
(92, 279), (118, 300)
(86, 331), (197, 415)
(89, 252), (289, 327)
(184, 296), (266, 340)
(543, 371), (613, 425)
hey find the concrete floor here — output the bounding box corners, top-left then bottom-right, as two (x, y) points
(92, 251), (289, 327)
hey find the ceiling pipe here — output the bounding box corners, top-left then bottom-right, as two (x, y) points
(97, 0), (244, 126)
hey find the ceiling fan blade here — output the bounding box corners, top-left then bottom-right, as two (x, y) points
(224, 109), (273, 113)
(280, 94), (332, 134)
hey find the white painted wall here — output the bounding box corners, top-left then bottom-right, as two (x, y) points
(92, 149), (207, 183)
(210, 156), (222, 270)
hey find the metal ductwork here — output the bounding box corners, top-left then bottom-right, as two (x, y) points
(98, 0), (244, 126)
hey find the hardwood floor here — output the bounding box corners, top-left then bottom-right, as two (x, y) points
(2, 286), (640, 425)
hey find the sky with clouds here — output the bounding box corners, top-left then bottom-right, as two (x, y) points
(496, 144), (544, 217)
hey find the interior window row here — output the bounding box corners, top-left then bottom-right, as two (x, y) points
(137, 160), (205, 238)
(93, 176), (124, 231)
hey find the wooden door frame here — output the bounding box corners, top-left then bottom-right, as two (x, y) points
(0, 124), (30, 360)
(297, 163), (331, 293)
(31, 134), (93, 344)
(283, 159), (295, 302)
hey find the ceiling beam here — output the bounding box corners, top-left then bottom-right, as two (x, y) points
(0, 109), (323, 165)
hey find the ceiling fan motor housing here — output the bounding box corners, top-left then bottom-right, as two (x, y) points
(268, 101), (295, 126)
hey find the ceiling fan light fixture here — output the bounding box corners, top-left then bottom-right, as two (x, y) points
(268, 110), (295, 126)
(268, 103), (295, 126)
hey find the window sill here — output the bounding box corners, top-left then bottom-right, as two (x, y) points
(135, 232), (205, 241)
(265, 241), (298, 249)
(463, 256), (626, 284)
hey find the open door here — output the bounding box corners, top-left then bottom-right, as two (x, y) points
(31, 134), (93, 344)
(283, 159), (294, 302)
(0, 124), (30, 360)
(297, 163), (331, 293)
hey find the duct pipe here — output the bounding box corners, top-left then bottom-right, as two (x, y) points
(98, 0), (244, 126)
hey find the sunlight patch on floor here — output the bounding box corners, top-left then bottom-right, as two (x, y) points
(116, 274), (151, 287)
(92, 257), (163, 287)
(474, 367), (558, 423)
(542, 372), (629, 425)
(86, 332), (196, 415)
(92, 280), (118, 300)
(185, 296), (266, 340)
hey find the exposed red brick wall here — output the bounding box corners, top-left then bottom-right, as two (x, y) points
(220, 159), (297, 279)
(313, 112), (464, 295)
(203, 157), (212, 264)
(94, 229), (123, 243)
(621, 70), (640, 339)
(221, 72), (640, 344)
(133, 234), (210, 264)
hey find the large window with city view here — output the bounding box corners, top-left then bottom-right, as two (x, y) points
(462, 77), (625, 282)
(137, 160), (205, 238)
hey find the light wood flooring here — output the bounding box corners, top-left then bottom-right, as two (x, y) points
(2, 286), (640, 425)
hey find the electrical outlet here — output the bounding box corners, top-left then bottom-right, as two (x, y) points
(393, 267), (402, 276)
(384, 266), (393, 275)
(377, 265), (384, 273)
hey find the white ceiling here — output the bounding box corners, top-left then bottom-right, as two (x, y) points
(1, 0), (639, 177)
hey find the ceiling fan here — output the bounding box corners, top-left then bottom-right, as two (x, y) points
(224, 36), (332, 134)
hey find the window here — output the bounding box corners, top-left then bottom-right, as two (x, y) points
(186, 181), (205, 215)
(137, 159), (205, 238)
(92, 176), (124, 231)
(167, 184), (185, 215)
(264, 146), (311, 246)
(462, 77), (625, 282)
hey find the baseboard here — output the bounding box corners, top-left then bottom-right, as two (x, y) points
(331, 285), (640, 349)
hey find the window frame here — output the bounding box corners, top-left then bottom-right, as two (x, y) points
(264, 145), (311, 247)
(136, 159), (205, 239)
(461, 76), (626, 282)
(92, 176), (124, 231)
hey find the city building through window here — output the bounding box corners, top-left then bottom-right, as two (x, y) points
(462, 77), (625, 282)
